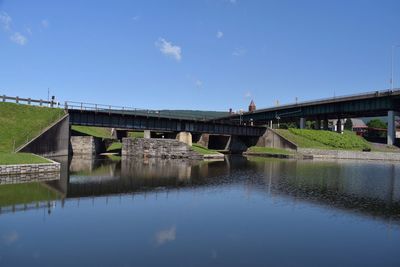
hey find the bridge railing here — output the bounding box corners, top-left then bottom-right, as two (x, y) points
(1, 95), (58, 107)
(251, 88), (400, 113)
(64, 101), (226, 122)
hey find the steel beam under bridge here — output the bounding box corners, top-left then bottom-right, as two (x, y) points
(68, 109), (265, 136)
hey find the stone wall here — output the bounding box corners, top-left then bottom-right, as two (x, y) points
(0, 162), (60, 177)
(70, 136), (105, 155)
(122, 138), (203, 159)
(298, 148), (400, 161)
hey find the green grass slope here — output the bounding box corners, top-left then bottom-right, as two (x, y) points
(276, 129), (371, 151)
(71, 125), (113, 139)
(192, 144), (220, 155)
(0, 102), (65, 152)
(0, 152), (50, 165)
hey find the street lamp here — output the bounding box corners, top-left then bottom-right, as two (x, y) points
(391, 45), (400, 90)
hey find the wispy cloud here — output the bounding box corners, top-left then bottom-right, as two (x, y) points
(156, 38), (182, 61)
(41, 19), (49, 28)
(216, 31), (223, 39)
(10, 32), (27, 45)
(132, 15), (140, 21)
(0, 11), (11, 31)
(244, 91), (252, 98)
(232, 48), (246, 56)
(155, 225), (176, 246)
(26, 27), (32, 35)
(195, 79), (203, 88)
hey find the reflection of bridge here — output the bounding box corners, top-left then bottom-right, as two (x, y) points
(65, 156), (400, 221)
(1, 156), (400, 222)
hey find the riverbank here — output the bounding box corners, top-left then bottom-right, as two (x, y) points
(247, 128), (400, 161)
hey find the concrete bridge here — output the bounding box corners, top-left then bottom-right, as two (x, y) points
(215, 88), (400, 145)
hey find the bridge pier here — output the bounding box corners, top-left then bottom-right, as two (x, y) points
(387, 110), (399, 146)
(144, 130), (151, 139)
(300, 117), (306, 129)
(336, 119), (343, 133)
(314, 118), (321, 130)
(176, 132), (192, 146)
(323, 118), (329, 130)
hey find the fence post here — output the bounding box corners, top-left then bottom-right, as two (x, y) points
(40, 99), (43, 106)
(16, 96), (19, 103)
(2, 95), (5, 102)
(28, 98), (31, 105)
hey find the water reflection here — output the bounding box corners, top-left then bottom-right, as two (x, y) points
(1, 155), (400, 266)
(1, 155), (400, 223)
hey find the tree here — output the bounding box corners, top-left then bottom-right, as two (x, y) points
(344, 118), (353, 131)
(367, 119), (387, 129)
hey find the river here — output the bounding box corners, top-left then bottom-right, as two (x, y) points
(0, 155), (399, 266)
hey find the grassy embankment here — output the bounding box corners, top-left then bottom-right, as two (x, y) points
(0, 102), (64, 165)
(276, 128), (371, 151)
(191, 144), (220, 155)
(247, 128), (374, 155)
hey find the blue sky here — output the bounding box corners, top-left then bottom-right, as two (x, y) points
(0, 0), (399, 111)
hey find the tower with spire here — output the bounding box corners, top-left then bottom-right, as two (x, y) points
(248, 100), (256, 112)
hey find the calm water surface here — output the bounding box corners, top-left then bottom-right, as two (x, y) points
(0, 155), (399, 267)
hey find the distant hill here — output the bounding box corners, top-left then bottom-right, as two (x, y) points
(158, 110), (229, 120)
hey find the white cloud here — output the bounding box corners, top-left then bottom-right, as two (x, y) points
(10, 32), (27, 45)
(0, 11), (12, 31)
(132, 16), (140, 21)
(232, 48), (246, 56)
(41, 19), (49, 28)
(244, 91), (252, 98)
(155, 226), (176, 246)
(156, 38), (182, 61)
(26, 27), (32, 35)
(227, 0), (237, 4)
(216, 31), (223, 39)
(195, 79), (203, 88)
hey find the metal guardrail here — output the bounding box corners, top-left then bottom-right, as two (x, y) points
(222, 88), (400, 118)
(1, 94), (225, 122)
(0, 94), (66, 151)
(64, 101), (223, 122)
(1, 95), (58, 107)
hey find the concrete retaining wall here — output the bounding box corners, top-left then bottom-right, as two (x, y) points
(70, 136), (105, 155)
(122, 138), (203, 159)
(0, 161), (60, 176)
(256, 128), (297, 151)
(298, 148), (400, 161)
(19, 114), (70, 157)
